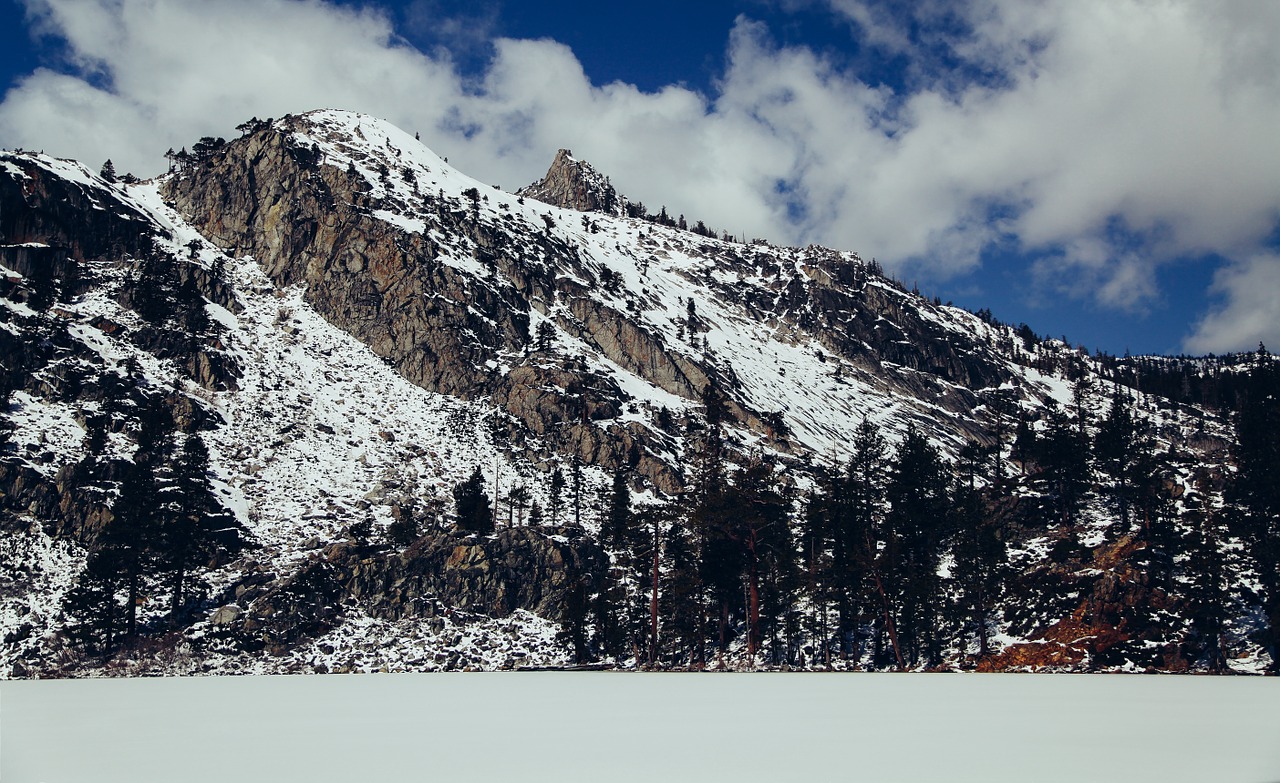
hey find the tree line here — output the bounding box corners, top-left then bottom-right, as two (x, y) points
(61, 400), (246, 658)
(445, 349), (1279, 672)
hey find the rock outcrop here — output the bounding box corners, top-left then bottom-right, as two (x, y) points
(218, 526), (605, 654)
(517, 149), (627, 216)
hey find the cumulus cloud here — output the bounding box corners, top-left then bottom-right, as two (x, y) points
(1, 0), (1278, 352)
(1184, 254), (1280, 355)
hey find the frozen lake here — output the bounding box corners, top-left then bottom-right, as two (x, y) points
(3, 673), (1279, 782)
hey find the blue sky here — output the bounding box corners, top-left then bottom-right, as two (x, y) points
(2, 0), (1279, 357)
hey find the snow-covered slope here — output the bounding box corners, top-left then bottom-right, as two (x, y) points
(1, 110), (1268, 676)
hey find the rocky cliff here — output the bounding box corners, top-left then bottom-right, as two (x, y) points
(0, 110), (1266, 677)
(516, 148), (627, 215)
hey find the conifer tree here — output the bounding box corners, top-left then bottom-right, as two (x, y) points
(548, 466), (566, 525)
(161, 433), (226, 618)
(884, 425), (952, 667)
(950, 463), (1006, 661)
(1182, 472), (1229, 672)
(659, 517), (704, 667)
(453, 466), (494, 533)
(800, 484), (836, 665)
(601, 469), (631, 551)
(1229, 345), (1280, 672)
(837, 419), (888, 663)
(1038, 404), (1091, 525)
(1095, 387), (1150, 534)
(62, 548), (124, 658)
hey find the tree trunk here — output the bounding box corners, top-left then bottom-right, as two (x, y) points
(171, 563), (186, 620)
(871, 569), (904, 670)
(747, 531), (760, 659)
(126, 572), (139, 639)
(649, 521), (660, 665)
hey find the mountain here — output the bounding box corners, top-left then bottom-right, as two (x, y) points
(1, 110), (1275, 676)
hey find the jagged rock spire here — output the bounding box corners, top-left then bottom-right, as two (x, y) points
(517, 149), (628, 216)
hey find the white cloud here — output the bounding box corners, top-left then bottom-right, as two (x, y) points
(1184, 254), (1280, 355)
(1, 0), (464, 174)
(2, 0), (1279, 352)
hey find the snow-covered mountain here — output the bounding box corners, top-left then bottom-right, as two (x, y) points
(1, 110), (1273, 676)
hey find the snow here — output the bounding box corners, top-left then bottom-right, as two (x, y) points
(5, 392), (86, 475)
(3, 673), (1279, 783)
(1, 159), (28, 179)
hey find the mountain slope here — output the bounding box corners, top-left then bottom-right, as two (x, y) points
(1, 110), (1272, 676)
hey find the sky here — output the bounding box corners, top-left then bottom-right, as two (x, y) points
(1, 0), (1278, 357)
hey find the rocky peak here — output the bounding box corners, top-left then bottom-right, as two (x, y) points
(517, 149), (627, 216)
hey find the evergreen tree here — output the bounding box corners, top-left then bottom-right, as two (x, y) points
(950, 476), (1006, 661)
(884, 425), (952, 667)
(659, 516), (704, 667)
(386, 501), (420, 547)
(1095, 387), (1139, 532)
(62, 548), (124, 658)
(91, 410), (172, 642)
(548, 466), (566, 525)
(601, 469), (633, 551)
(833, 419), (888, 663)
(133, 253), (178, 325)
(1182, 472), (1229, 672)
(161, 433), (228, 618)
(800, 483), (836, 665)
(1229, 345), (1280, 672)
(1038, 404), (1091, 525)
(453, 466), (494, 533)
(175, 276), (210, 335)
(570, 457), (584, 528)
(694, 480), (742, 663)
(732, 459), (791, 659)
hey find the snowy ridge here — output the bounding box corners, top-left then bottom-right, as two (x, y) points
(0, 114), (1267, 676)
(280, 110), (1051, 463)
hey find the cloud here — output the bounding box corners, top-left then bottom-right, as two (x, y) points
(1184, 254), (1280, 355)
(1, 0), (464, 175)
(2, 0), (1279, 352)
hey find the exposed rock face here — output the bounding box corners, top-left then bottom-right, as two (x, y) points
(222, 526), (605, 653)
(517, 149), (626, 215)
(347, 526), (606, 622)
(160, 125), (700, 489)
(159, 115), (1030, 491)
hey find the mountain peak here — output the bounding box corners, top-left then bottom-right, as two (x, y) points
(517, 148), (627, 216)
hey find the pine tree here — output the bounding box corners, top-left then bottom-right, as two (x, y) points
(453, 466), (494, 533)
(659, 517), (704, 667)
(570, 457), (584, 528)
(694, 480), (741, 664)
(1182, 472), (1229, 672)
(101, 403), (177, 640)
(950, 477), (1006, 661)
(1230, 345), (1280, 672)
(1095, 387), (1151, 535)
(1038, 404), (1091, 525)
(161, 433), (228, 618)
(62, 548), (125, 658)
(800, 484), (836, 666)
(831, 419), (889, 663)
(884, 425), (952, 667)
(387, 501), (420, 547)
(548, 466), (566, 525)
(601, 469), (631, 551)
(133, 253), (178, 325)
(175, 276), (210, 335)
